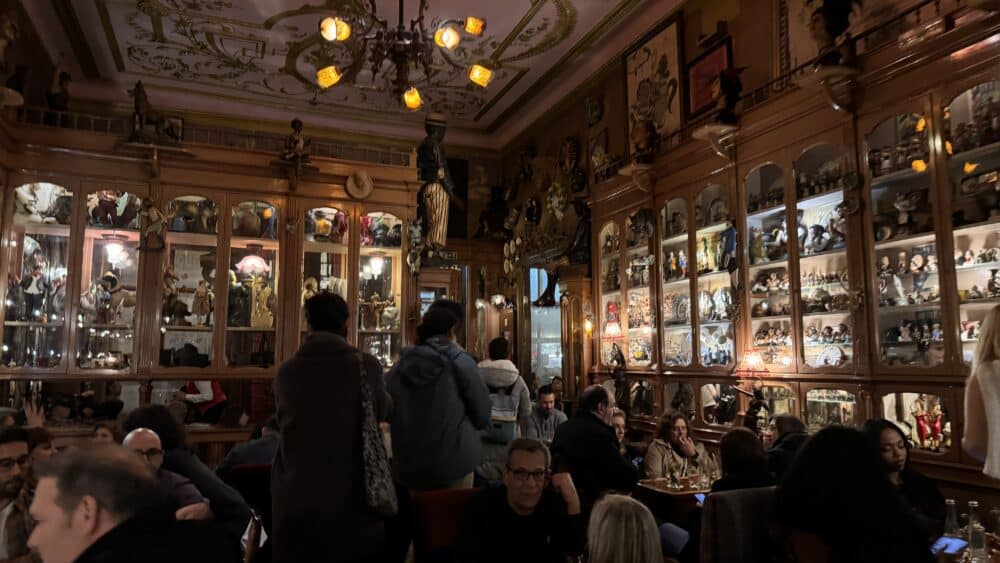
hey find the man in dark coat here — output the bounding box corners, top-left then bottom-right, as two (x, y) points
(215, 415), (279, 482)
(550, 385), (638, 518)
(766, 414), (810, 480)
(272, 293), (389, 563)
(27, 443), (239, 563)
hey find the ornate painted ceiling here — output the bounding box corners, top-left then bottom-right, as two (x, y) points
(20, 0), (680, 146)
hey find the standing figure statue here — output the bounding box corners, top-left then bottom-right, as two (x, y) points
(139, 198), (166, 251)
(417, 113), (458, 256)
(280, 118), (311, 190)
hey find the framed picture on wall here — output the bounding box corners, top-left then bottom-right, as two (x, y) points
(625, 14), (684, 155)
(687, 38), (732, 119)
(587, 128), (608, 185)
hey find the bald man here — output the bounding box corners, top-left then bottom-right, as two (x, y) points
(123, 428), (211, 521)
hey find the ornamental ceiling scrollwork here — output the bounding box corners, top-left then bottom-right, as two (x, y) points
(87, 0), (631, 128)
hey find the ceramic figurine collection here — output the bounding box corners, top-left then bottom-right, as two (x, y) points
(867, 114), (929, 179)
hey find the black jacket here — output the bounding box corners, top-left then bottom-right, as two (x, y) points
(72, 514), (240, 563)
(898, 467), (946, 538)
(215, 434), (279, 481)
(455, 486), (586, 563)
(163, 448), (251, 541)
(767, 432), (809, 480)
(710, 466), (775, 493)
(550, 413), (638, 517)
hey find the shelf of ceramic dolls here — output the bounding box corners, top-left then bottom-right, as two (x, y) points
(801, 310), (851, 319)
(161, 325), (213, 332)
(959, 296), (1000, 307)
(799, 247), (848, 262)
(952, 217), (1000, 237)
(751, 315), (792, 321)
(956, 260), (1000, 273)
(225, 327), (277, 332)
(876, 302), (941, 313)
(303, 240), (349, 253)
(870, 166), (928, 188)
(661, 233), (688, 245)
(3, 320), (63, 327)
(873, 231), (936, 251)
(801, 282), (850, 292)
(662, 278), (690, 289)
(796, 189), (844, 209)
(948, 140), (1000, 170)
(14, 223), (71, 237)
(695, 222), (730, 235)
(749, 259), (789, 270)
(697, 270), (731, 281)
(747, 204), (786, 223)
(231, 236), (279, 249)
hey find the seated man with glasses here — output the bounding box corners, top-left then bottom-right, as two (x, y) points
(0, 427), (34, 562)
(123, 428), (211, 521)
(456, 438), (585, 563)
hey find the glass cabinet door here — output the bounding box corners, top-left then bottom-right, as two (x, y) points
(694, 183), (736, 368)
(746, 164), (793, 368)
(805, 388), (857, 432)
(226, 200), (279, 367)
(76, 190), (142, 370)
(625, 209), (654, 368)
(302, 206), (350, 337)
(944, 82), (1000, 364)
(881, 391), (950, 453)
(661, 199), (691, 367)
(867, 113), (941, 368)
(598, 221), (624, 367)
(358, 212), (403, 368)
(793, 146), (853, 369)
(160, 196), (217, 369)
(2, 183), (73, 368)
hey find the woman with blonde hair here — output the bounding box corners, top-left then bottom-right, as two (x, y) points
(964, 303), (1000, 479)
(587, 494), (664, 563)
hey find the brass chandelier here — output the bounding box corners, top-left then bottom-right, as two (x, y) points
(315, 0), (491, 110)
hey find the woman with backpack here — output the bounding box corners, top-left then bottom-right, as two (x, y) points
(387, 305), (491, 491)
(475, 337), (532, 483)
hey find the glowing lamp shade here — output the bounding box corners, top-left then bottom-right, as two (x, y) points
(965, 161), (980, 174)
(104, 241), (127, 266)
(915, 116), (926, 133)
(317, 65), (343, 89)
(910, 159), (928, 173)
(945, 141), (954, 155)
(434, 25), (461, 50)
(369, 254), (385, 274)
(464, 17), (486, 35)
(235, 255), (271, 276)
(468, 64), (494, 88)
(584, 318), (594, 334)
(320, 17), (351, 41)
(403, 87), (422, 110)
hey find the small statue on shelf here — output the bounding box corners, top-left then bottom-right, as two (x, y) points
(719, 219), (738, 272)
(989, 269), (1000, 297)
(139, 198), (166, 251)
(302, 277), (319, 305)
(678, 250), (687, 276)
(250, 278), (274, 329)
(281, 118), (311, 169)
(191, 280), (213, 326)
(896, 251), (909, 276)
(417, 113), (459, 257)
(893, 192), (920, 235)
(828, 203), (847, 248)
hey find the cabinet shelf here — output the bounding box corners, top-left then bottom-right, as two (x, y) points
(949, 141), (1000, 170)
(953, 218), (1000, 236)
(876, 302), (941, 314)
(161, 325), (213, 332)
(751, 315), (792, 321)
(697, 270), (731, 281)
(698, 320), (732, 327)
(796, 189), (843, 208)
(662, 278), (690, 288)
(696, 222), (730, 235)
(799, 247), (847, 261)
(960, 296), (1000, 307)
(225, 327), (276, 332)
(871, 167), (928, 187)
(956, 260), (1000, 273)
(3, 321), (62, 328)
(747, 204), (785, 222)
(873, 231), (935, 251)
(358, 329), (401, 335)
(661, 233), (688, 245)
(802, 310), (851, 319)
(750, 259), (789, 270)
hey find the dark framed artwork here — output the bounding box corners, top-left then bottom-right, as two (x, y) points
(625, 13), (684, 153)
(587, 128), (608, 185)
(687, 38), (732, 119)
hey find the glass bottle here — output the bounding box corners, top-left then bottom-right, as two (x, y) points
(989, 505), (1000, 534)
(944, 499), (960, 537)
(968, 501), (987, 559)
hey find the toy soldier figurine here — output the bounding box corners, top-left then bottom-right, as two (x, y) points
(417, 113), (456, 256)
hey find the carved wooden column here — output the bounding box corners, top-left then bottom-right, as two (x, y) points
(559, 264), (593, 405)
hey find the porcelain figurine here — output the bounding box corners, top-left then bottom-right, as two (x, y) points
(417, 113), (456, 256)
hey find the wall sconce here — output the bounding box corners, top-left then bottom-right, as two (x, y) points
(583, 301), (594, 335)
(490, 293), (510, 311)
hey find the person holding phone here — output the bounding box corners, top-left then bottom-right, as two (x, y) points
(456, 438), (585, 563)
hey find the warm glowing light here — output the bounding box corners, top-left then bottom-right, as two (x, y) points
(464, 17), (486, 35)
(745, 352), (765, 371)
(369, 254), (385, 275)
(320, 17), (351, 41)
(468, 64), (494, 87)
(915, 116), (926, 132)
(235, 255), (271, 276)
(316, 65), (343, 88)
(584, 319), (594, 333)
(911, 159), (928, 173)
(434, 25), (461, 50)
(965, 161), (980, 174)
(946, 141), (954, 155)
(403, 87), (422, 110)
(104, 241), (127, 265)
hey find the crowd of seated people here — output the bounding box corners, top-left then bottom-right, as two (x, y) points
(0, 294), (975, 563)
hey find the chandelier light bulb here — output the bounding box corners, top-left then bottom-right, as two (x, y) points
(464, 17), (486, 36)
(317, 65), (343, 88)
(403, 86), (422, 110)
(320, 17), (351, 41)
(468, 64), (494, 87)
(434, 25), (461, 50)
